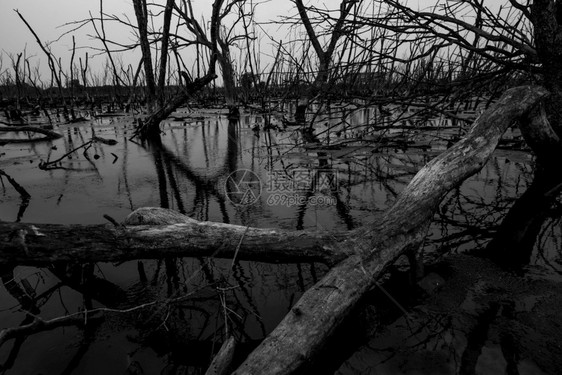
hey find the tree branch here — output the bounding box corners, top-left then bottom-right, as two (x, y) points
(232, 85), (548, 375)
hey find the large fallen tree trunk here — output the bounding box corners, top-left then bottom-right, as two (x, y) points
(0, 207), (348, 265)
(231, 85), (548, 374)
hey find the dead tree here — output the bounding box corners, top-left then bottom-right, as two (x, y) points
(132, 0), (158, 104)
(173, 0), (254, 108)
(371, 1), (562, 223)
(358, 0), (558, 129)
(129, 0), (175, 106)
(306, 0), (535, 135)
(65, 0), (232, 138)
(15, 10), (66, 107)
(338, 0), (562, 171)
(133, 0), (226, 139)
(531, 0), (562, 139)
(288, 0), (358, 121)
(0, 85), (547, 373)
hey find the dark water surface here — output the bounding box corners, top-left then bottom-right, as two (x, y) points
(0, 105), (561, 374)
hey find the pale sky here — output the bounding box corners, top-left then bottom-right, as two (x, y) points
(0, 0), (502, 85)
(0, 0), (301, 83)
(1, 0), (138, 81)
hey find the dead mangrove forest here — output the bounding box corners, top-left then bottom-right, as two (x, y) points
(2, 0), (562, 374)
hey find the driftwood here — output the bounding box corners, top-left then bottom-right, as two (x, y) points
(0, 86), (549, 373)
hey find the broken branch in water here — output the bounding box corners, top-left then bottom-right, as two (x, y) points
(103, 214), (122, 228)
(0, 282), (206, 349)
(38, 136), (118, 170)
(0, 169), (31, 200)
(39, 140), (94, 170)
(0, 311), (103, 347)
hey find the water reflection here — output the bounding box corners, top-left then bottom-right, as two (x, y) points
(485, 166), (562, 270)
(0, 106), (561, 373)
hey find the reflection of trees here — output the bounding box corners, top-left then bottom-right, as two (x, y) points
(0, 254), (321, 372)
(424, 156), (562, 273)
(338, 250), (562, 374)
(145, 119), (241, 222)
(424, 157), (547, 261)
(0, 116), (327, 372)
(0, 170), (30, 222)
(486, 167), (562, 269)
(335, 156), (562, 373)
(0, 263), (92, 373)
(4, 107), (562, 372)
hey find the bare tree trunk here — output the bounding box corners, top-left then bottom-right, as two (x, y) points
(293, 0), (357, 121)
(218, 42), (237, 107)
(134, 71), (218, 139)
(531, 0), (562, 137)
(132, 0), (157, 103)
(134, 0), (225, 140)
(157, 0), (175, 102)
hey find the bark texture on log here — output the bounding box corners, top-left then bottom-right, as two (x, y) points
(205, 336), (237, 375)
(232, 86), (548, 374)
(0, 207), (348, 266)
(519, 103), (562, 162)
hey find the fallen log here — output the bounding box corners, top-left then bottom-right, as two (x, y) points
(231, 85), (548, 374)
(0, 207), (349, 265)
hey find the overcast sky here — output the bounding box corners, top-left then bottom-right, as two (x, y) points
(1, 1), (131, 56)
(0, 0), (309, 82)
(0, 0), (470, 84)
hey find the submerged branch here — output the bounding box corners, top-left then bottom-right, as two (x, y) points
(0, 313), (103, 347)
(0, 169), (31, 200)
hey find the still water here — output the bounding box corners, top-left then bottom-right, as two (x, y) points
(0, 104), (560, 374)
